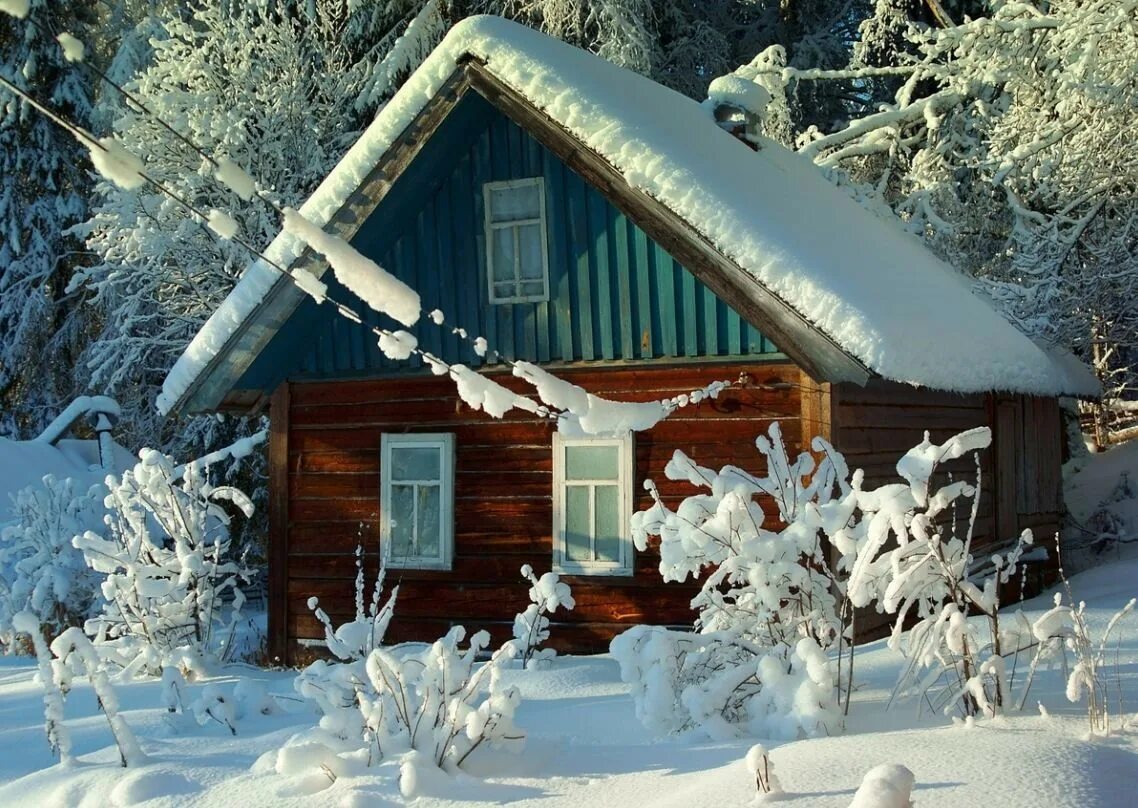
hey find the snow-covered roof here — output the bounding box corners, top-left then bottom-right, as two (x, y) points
(0, 438), (134, 526)
(159, 15), (1098, 415)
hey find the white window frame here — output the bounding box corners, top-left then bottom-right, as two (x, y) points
(552, 432), (634, 577)
(380, 433), (455, 571)
(483, 177), (550, 304)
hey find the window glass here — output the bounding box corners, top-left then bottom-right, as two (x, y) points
(566, 445), (619, 480)
(491, 227), (515, 283)
(381, 434), (453, 570)
(390, 447), (440, 481)
(554, 434), (632, 575)
(389, 484), (416, 557)
(518, 224), (544, 279)
(565, 485), (592, 562)
(594, 485), (621, 562)
(489, 183), (541, 222)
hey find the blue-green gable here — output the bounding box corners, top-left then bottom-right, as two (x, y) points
(238, 93), (779, 390)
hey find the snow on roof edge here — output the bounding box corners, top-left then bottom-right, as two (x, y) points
(157, 15), (1099, 414)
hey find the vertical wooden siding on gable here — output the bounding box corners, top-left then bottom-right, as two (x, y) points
(236, 97), (781, 397)
(272, 361), (801, 663)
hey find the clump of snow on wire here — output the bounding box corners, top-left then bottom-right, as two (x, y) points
(0, 0), (29, 19)
(513, 565), (574, 669)
(282, 208), (420, 327)
(377, 330), (419, 361)
(74, 448), (257, 677)
(56, 32), (85, 63)
(513, 360), (728, 435)
(205, 209), (240, 240)
(214, 157), (257, 201)
(85, 135), (146, 190)
(0, 475), (105, 645)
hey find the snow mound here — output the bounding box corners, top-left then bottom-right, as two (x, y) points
(109, 768), (199, 806)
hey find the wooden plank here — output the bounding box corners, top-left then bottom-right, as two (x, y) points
(267, 382), (291, 663)
(177, 69), (475, 415)
(461, 62), (871, 387)
(995, 398), (1019, 542)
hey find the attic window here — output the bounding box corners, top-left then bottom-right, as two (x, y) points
(483, 178), (549, 304)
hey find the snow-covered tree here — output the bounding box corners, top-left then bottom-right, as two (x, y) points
(0, 0), (96, 436)
(513, 564), (574, 668)
(757, 2), (1138, 436)
(74, 2), (402, 455)
(0, 474), (106, 643)
(74, 448), (256, 676)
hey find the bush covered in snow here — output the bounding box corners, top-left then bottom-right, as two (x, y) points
(292, 554), (526, 781)
(513, 565), (574, 668)
(614, 422), (1036, 734)
(0, 475), (106, 645)
(842, 429), (1035, 717)
(74, 449), (256, 676)
(613, 422), (850, 739)
(1028, 585), (1136, 734)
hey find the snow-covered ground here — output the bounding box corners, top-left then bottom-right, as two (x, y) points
(1, 549), (1136, 807)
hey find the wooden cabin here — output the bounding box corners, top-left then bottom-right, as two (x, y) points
(159, 17), (1097, 663)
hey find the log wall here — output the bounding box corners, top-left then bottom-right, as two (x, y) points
(831, 380), (1065, 636)
(268, 361), (801, 663)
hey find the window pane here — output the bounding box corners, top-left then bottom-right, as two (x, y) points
(417, 485), (441, 559)
(491, 227), (516, 284)
(595, 485), (621, 562)
(565, 485), (592, 562)
(389, 484), (416, 557)
(390, 446), (440, 481)
(489, 183), (540, 223)
(518, 224), (544, 280)
(519, 281), (545, 298)
(565, 445), (619, 481)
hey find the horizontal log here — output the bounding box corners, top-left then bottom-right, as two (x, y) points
(839, 405), (990, 431)
(288, 362), (799, 408)
(288, 579), (698, 624)
(835, 381), (986, 409)
(286, 551), (669, 582)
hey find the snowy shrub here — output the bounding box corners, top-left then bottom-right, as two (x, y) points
(0, 475), (106, 644)
(292, 555), (526, 778)
(1027, 587), (1136, 734)
(292, 627), (526, 777)
(294, 546), (398, 742)
(513, 564), (575, 668)
(612, 422), (851, 738)
(841, 428), (1033, 717)
(11, 612), (72, 764)
(745, 743), (781, 797)
(359, 627), (525, 770)
(74, 449), (256, 676)
(49, 626), (144, 767)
